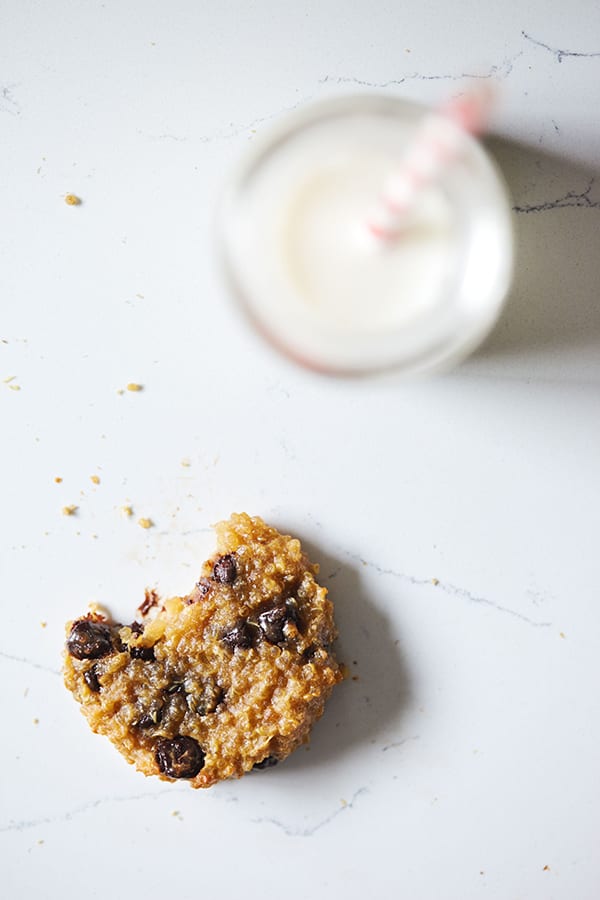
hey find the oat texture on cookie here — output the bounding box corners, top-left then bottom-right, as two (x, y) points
(63, 513), (342, 788)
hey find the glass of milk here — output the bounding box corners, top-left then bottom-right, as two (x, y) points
(219, 94), (513, 375)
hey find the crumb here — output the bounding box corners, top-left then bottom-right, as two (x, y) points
(340, 798), (347, 807)
(116, 389), (125, 395)
(339, 663), (350, 679)
(3, 375), (16, 383)
(92, 534), (98, 540)
(431, 578), (440, 586)
(40, 621), (47, 629)
(90, 475), (101, 485)
(171, 810), (183, 819)
(33, 718), (39, 725)
(543, 865), (550, 871)
(23, 687), (29, 697)
(181, 458), (191, 467)
(127, 383), (143, 392)
(479, 871), (484, 876)
(54, 476), (63, 483)
(62, 505), (78, 516)
(559, 632), (566, 639)
(8, 383), (21, 391)
(135, 293), (144, 299)
(64, 194), (81, 206)
(138, 517), (153, 529)
(351, 675), (359, 681)
(37, 840), (44, 846)
(120, 505), (133, 517)
(139, 588), (160, 617)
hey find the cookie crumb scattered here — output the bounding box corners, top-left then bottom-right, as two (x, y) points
(64, 193), (81, 206)
(33, 718), (39, 725)
(40, 621), (47, 628)
(3, 375), (16, 383)
(90, 475), (101, 485)
(62, 505), (78, 516)
(127, 383), (143, 392)
(120, 505), (133, 517)
(54, 476), (63, 483)
(138, 517), (153, 529)
(8, 383), (21, 391)
(37, 840), (44, 846)
(431, 578), (440, 586)
(139, 588), (160, 617)
(543, 865), (550, 872)
(116, 389), (125, 395)
(181, 458), (191, 467)
(559, 632), (566, 639)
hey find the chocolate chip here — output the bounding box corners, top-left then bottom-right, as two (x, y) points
(129, 621), (143, 635)
(257, 603), (289, 643)
(213, 554), (237, 584)
(257, 601), (299, 644)
(253, 755), (279, 770)
(221, 619), (254, 651)
(67, 620), (113, 660)
(129, 644), (155, 661)
(166, 681), (185, 695)
(83, 666), (101, 692)
(155, 736), (205, 779)
(135, 708), (162, 729)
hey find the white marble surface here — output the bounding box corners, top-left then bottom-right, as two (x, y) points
(2, 2), (600, 898)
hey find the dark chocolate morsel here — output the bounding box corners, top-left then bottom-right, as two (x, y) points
(257, 603), (289, 644)
(129, 644), (155, 661)
(213, 554), (237, 584)
(155, 736), (205, 779)
(67, 620), (113, 660)
(135, 707), (163, 729)
(83, 666), (101, 692)
(221, 619), (254, 651)
(257, 600), (299, 644)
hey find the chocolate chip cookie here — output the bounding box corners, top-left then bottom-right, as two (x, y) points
(63, 513), (342, 788)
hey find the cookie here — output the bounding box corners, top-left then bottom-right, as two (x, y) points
(63, 513), (342, 788)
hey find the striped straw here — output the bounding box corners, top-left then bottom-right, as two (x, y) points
(367, 85), (494, 240)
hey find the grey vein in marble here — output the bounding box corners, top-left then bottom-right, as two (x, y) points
(251, 786), (368, 837)
(382, 735), (420, 752)
(0, 83), (20, 116)
(341, 552), (552, 628)
(197, 98), (308, 144)
(513, 178), (600, 214)
(522, 31), (600, 64)
(319, 52), (522, 89)
(0, 650), (60, 676)
(0, 787), (189, 834)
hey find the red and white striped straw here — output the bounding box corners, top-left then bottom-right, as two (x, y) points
(367, 85), (494, 241)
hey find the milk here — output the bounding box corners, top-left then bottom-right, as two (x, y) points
(220, 96), (513, 374)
